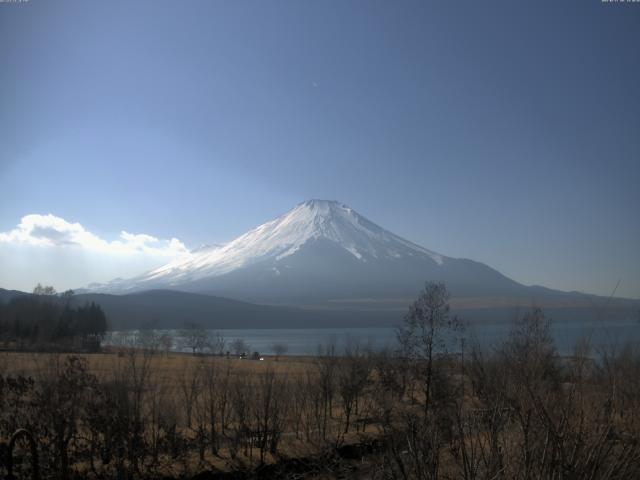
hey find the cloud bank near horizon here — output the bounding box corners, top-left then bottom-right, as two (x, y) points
(0, 214), (190, 292)
(0, 214), (188, 257)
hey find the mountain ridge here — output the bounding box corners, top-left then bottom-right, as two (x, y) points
(1, 287), (637, 331)
(84, 200), (636, 311)
(87, 200), (514, 300)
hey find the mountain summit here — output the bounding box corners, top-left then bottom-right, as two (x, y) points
(89, 200), (547, 305)
(158, 199), (445, 274)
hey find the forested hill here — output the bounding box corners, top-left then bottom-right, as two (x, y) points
(0, 289), (107, 349)
(70, 289), (397, 330)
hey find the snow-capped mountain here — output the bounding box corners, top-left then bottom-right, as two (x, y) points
(147, 199), (444, 280)
(89, 200), (543, 305)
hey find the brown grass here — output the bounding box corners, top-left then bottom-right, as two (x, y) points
(0, 350), (314, 379)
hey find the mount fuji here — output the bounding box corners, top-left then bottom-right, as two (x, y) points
(88, 200), (591, 310)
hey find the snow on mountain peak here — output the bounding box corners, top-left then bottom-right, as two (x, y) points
(104, 200), (446, 289)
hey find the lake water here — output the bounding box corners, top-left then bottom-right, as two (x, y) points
(109, 317), (640, 357)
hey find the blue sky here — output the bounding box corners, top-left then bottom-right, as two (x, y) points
(0, 0), (639, 297)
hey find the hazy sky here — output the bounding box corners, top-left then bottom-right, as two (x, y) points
(1, 0), (639, 297)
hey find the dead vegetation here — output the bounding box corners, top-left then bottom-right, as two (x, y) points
(0, 282), (639, 479)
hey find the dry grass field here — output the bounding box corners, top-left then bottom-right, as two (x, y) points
(2, 297), (640, 479)
(0, 347), (382, 478)
(0, 350), (315, 379)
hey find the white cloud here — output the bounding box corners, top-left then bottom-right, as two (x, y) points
(0, 214), (188, 257)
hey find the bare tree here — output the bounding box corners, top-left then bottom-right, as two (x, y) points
(377, 282), (463, 480)
(136, 328), (162, 353)
(200, 357), (227, 455)
(180, 322), (209, 355)
(315, 342), (338, 443)
(159, 332), (173, 355)
(251, 368), (289, 463)
(208, 331), (226, 355)
(231, 338), (250, 356)
(33, 356), (97, 480)
(398, 281), (462, 414)
(337, 342), (372, 433)
(272, 343), (288, 360)
(178, 362), (203, 429)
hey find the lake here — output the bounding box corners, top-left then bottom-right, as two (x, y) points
(108, 317), (640, 357)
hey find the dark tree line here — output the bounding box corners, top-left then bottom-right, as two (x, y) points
(0, 285), (107, 350)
